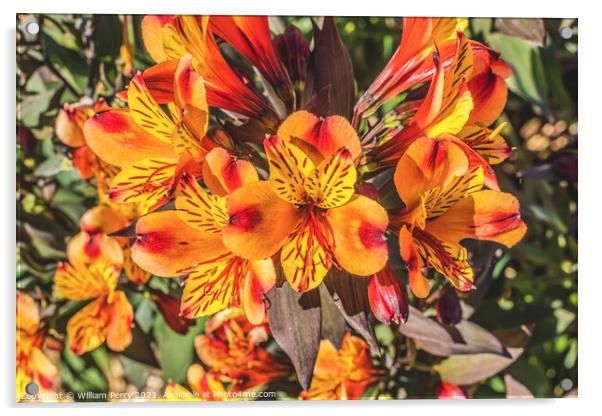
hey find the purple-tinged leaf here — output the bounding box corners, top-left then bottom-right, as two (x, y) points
(309, 17), (355, 119)
(267, 272), (321, 391)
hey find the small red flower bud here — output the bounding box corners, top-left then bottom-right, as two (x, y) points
(437, 382), (467, 399)
(151, 290), (195, 335)
(368, 266), (409, 324)
(436, 286), (463, 326)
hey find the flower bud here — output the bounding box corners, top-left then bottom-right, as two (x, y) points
(151, 290), (195, 335)
(368, 266), (409, 324)
(436, 286), (462, 326)
(437, 382), (467, 399)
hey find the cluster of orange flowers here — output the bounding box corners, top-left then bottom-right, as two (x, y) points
(18, 15), (526, 400)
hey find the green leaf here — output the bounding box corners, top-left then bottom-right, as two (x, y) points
(153, 314), (204, 384)
(487, 32), (549, 115)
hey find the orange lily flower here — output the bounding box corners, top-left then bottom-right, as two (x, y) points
(131, 147), (275, 324)
(223, 111), (389, 292)
(55, 98), (118, 181)
(194, 309), (288, 392)
(140, 15), (277, 124)
(353, 17), (468, 122)
(300, 332), (380, 400)
(392, 136), (527, 298)
(54, 260), (133, 355)
(371, 32), (511, 190)
(16, 292), (58, 398)
(163, 365), (227, 401)
(67, 204), (150, 285)
(208, 16), (293, 107)
(84, 55), (213, 212)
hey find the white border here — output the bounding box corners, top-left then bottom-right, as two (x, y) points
(3, 0), (597, 415)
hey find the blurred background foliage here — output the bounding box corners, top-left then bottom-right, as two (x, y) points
(16, 15), (577, 399)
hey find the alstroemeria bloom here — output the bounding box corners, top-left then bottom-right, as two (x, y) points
(300, 333), (380, 400)
(84, 54), (212, 212)
(353, 17), (468, 122)
(370, 33), (511, 190)
(163, 365), (226, 401)
(140, 15), (278, 125)
(132, 147), (276, 324)
(54, 261), (133, 354)
(193, 309), (288, 391)
(55, 98), (118, 181)
(223, 111), (389, 292)
(392, 136), (527, 298)
(67, 204), (150, 285)
(16, 292), (58, 397)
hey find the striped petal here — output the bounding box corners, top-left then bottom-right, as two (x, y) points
(67, 297), (110, 355)
(306, 147), (357, 209)
(413, 228), (474, 291)
(108, 157), (177, 208)
(394, 137), (468, 217)
(224, 181), (302, 260)
(132, 210), (228, 277)
(326, 195), (389, 276)
(180, 254), (242, 319)
(175, 174), (228, 234)
(202, 147), (259, 196)
(281, 216), (332, 292)
(264, 135), (314, 205)
(458, 123), (512, 165)
(426, 189), (527, 248)
(128, 73), (176, 145)
(83, 110), (176, 168)
(424, 166), (484, 219)
(55, 261), (119, 302)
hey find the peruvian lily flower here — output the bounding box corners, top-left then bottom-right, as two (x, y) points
(140, 15), (278, 126)
(392, 136), (527, 298)
(208, 16), (294, 111)
(193, 309), (288, 392)
(67, 204), (150, 285)
(369, 32), (511, 190)
(163, 365), (227, 401)
(16, 292), (58, 397)
(54, 261), (133, 355)
(353, 17), (468, 123)
(131, 147), (275, 324)
(55, 98), (119, 181)
(300, 332), (380, 400)
(223, 111), (389, 292)
(84, 54), (213, 212)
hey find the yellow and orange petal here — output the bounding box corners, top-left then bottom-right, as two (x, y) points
(326, 195), (389, 276)
(84, 110), (176, 168)
(277, 111), (362, 162)
(54, 261), (120, 302)
(223, 181), (302, 260)
(202, 147), (259, 197)
(132, 210), (228, 277)
(300, 333), (379, 400)
(426, 189), (527, 248)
